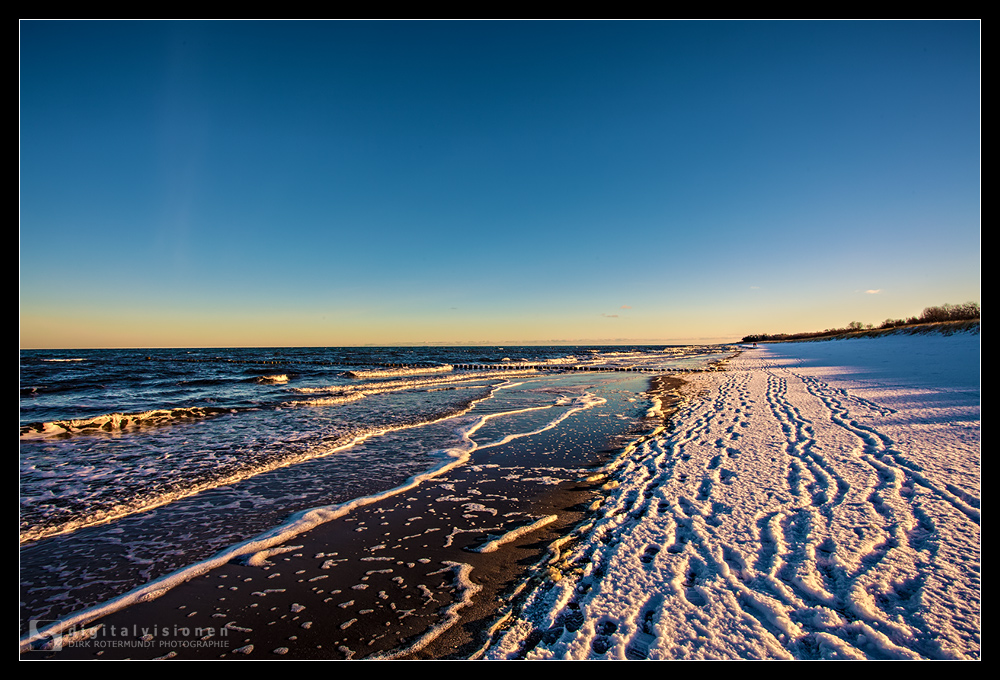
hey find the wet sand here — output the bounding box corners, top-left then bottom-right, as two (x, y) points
(28, 373), (686, 660)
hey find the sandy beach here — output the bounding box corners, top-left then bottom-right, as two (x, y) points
(21, 331), (979, 659)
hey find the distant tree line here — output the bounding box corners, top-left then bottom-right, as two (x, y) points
(879, 302), (980, 327)
(742, 302), (979, 343)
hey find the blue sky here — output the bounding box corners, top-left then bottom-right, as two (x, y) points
(20, 20), (980, 348)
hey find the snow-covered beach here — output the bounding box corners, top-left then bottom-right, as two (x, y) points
(487, 330), (980, 660)
(20, 332), (979, 659)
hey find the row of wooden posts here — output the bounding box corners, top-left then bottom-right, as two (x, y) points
(146, 356), (676, 373)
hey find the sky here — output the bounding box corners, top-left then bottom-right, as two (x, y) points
(19, 20), (981, 348)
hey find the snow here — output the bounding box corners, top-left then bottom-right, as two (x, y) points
(486, 331), (980, 660)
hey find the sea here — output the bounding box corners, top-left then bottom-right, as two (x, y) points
(19, 344), (730, 642)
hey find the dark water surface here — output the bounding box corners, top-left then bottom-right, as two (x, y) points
(20, 345), (727, 641)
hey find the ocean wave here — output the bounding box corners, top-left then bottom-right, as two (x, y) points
(19, 382), (611, 645)
(19, 406), (232, 439)
(295, 393), (367, 407)
(254, 374), (290, 384)
(19, 386), (499, 545)
(291, 369), (540, 400)
(345, 365), (454, 379)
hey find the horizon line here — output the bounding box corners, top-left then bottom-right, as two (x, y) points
(20, 337), (743, 351)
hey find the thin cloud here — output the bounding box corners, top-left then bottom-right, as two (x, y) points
(600, 313), (619, 318)
(865, 289), (882, 294)
(620, 305), (632, 309)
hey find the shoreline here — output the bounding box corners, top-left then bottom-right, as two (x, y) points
(28, 332), (978, 660)
(414, 374), (691, 659)
(24, 372), (686, 660)
(485, 332), (980, 659)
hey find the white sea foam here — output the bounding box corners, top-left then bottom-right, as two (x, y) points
(371, 562), (481, 660)
(255, 374), (289, 384)
(19, 406), (230, 439)
(346, 365), (454, 379)
(20, 381), (505, 545)
(472, 515), (558, 553)
(291, 369), (540, 396)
